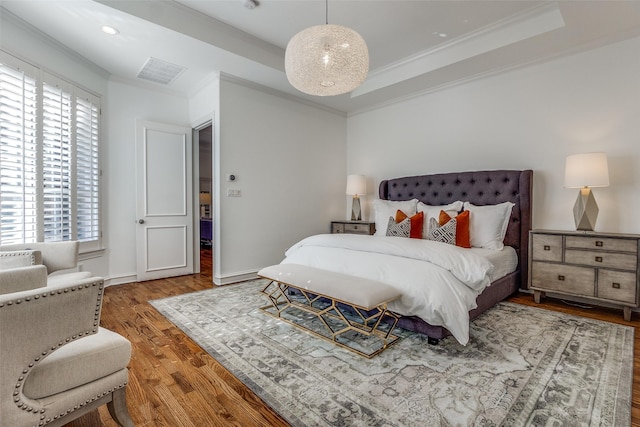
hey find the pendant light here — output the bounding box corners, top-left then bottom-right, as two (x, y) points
(284, 0), (369, 96)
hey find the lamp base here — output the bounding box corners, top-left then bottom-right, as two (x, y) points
(351, 196), (362, 221)
(573, 187), (599, 231)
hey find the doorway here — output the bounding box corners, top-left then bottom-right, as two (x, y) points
(196, 123), (213, 278)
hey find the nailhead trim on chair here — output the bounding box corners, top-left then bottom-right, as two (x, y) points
(36, 383), (128, 427)
(1, 280), (111, 426)
(0, 251), (37, 265)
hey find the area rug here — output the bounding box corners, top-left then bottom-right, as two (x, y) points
(150, 280), (633, 427)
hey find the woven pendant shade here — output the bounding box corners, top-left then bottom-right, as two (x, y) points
(285, 24), (369, 96)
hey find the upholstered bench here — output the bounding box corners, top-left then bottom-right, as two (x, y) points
(258, 264), (402, 358)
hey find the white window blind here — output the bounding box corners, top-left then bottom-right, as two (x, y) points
(0, 51), (101, 246)
(0, 57), (38, 244)
(75, 89), (100, 242)
(42, 74), (72, 242)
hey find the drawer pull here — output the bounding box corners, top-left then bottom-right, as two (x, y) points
(595, 240), (603, 247)
(595, 256), (603, 263)
(558, 275), (565, 281)
(612, 282), (621, 289)
(543, 245), (550, 251)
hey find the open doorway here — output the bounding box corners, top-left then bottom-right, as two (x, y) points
(197, 123), (213, 278)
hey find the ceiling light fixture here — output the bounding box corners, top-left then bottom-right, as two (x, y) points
(284, 0), (369, 96)
(101, 25), (119, 35)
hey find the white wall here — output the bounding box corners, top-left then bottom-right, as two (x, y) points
(215, 79), (347, 284)
(348, 35), (640, 235)
(106, 79), (191, 284)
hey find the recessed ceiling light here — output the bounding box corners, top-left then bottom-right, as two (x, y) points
(101, 25), (119, 35)
(432, 31), (448, 38)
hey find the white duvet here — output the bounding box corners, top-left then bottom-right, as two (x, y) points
(282, 233), (497, 345)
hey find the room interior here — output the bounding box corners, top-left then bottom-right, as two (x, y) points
(1, 0), (640, 425)
(2, 1), (639, 285)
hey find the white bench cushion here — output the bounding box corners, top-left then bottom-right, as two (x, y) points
(258, 264), (400, 310)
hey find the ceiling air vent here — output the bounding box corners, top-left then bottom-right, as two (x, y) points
(137, 57), (186, 85)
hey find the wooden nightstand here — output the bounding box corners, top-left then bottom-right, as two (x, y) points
(529, 229), (640, 321)
(331, 221), (375, 236)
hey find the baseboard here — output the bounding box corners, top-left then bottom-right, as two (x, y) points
(105, 274), (137, 287)
(213, 270), (259, 286)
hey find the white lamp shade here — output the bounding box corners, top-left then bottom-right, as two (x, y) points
(285, 24), (369, 96)
(199, 192), (211, 205)
(346, 174), (366, 196)
(564, 152), (609, 188)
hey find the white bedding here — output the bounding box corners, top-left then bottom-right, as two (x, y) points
(281, 234), (517, 345)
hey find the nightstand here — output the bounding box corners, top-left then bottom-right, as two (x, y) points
(529, 229), (640, 321)
(331, 221), (375, 235)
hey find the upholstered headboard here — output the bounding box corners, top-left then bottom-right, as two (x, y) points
(379, 170), (533, 289)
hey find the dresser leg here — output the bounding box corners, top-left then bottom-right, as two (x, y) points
(533, 290), (543, 304)
(623, 306), (632, 322)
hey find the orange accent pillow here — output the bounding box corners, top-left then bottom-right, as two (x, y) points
(396, 210), (424, 239)
(439, 210), (471, 248)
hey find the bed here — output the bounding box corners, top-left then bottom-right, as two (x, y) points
(282, 170), (533, 345)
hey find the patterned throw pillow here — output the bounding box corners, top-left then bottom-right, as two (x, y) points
(395, 210), (424, 239)
(428, 217), (457, 245)
(386, 216), (410, 238)
(439, 210), (471, 248)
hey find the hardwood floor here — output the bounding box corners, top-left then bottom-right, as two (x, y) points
(66, 253), (640, 426)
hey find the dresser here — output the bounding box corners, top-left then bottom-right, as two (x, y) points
(331, 221), (376, 235)
(529, 229), (640, 321)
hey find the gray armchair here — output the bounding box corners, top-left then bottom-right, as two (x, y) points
(0, 241), (92, 285)
(0, 271), (135, 426)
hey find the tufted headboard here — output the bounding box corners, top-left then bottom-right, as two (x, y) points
(379, 170), (533, 289)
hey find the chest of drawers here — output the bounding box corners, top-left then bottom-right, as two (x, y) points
(529, 230), (640, 321)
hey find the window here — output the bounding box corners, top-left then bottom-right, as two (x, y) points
(0, 51), (101, 247)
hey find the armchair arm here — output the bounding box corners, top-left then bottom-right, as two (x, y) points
(1, 241), (79, 274)
(0, 249), (42, 270)
(0, 276), (104, 423)
(0, 265), (47, 295)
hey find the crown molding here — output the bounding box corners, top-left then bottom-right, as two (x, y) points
(219, 72), (347, 118)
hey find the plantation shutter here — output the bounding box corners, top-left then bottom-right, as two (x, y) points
(75, 89), (100, 242)
(42, 73), (72, 242)
(0, 50), (101, 248)
(0, 54), (38, 245)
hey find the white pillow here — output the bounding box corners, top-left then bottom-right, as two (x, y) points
(463, 201), (515, 250)
(417, 201), (464, 239)
(372, 199), (418, 236)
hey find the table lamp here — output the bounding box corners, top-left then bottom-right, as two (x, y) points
(564, 152), (609, 231)
(199, 192), (211, 218)
(346, 175), (366, 221)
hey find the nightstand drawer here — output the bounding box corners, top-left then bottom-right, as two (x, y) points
(344, 223), (371, 234)
(565, 249), (637, 271)
(332, 223), (345, 233)
(531, 234), (562, 262)
(531, 262), (595, 296)
(565, 236), (638, 253)
(597, 269), (637, 303)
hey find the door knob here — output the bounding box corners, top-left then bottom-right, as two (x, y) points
(138, 219), (145, 224)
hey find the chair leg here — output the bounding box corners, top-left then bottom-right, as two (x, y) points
(107, 387), (135, 427)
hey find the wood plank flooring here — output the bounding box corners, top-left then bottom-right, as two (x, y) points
(66, 250), (640, 426)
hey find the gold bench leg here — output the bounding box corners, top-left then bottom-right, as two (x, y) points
(259, 280), (401, 358)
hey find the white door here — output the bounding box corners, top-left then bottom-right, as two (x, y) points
(135, 120), (193, 281)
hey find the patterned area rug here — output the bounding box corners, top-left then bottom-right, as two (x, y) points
(150, 280), (633, 427)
